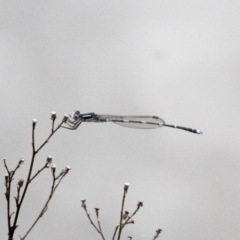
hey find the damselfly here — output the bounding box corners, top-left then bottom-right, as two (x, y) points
(62, 110), (203, 134)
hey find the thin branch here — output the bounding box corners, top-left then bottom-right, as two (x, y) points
(4, 158), (24, 239)
(5, 172), (11, 236)
(21, 167), (70, 239)
(35, 120), (64, 154)
(116, 183), (129, 240)
(152, 229), (162, 240)
(21, 169), (56, 240)
(29, 163), (48, 183)
(3, 158), (10, 174)
(83, 207), (102, 235)
(112, 225), (119, 240)
(7, 115), (66, 240)
(11, 120), (37, 237)
(121, 202), (142, 229)
(95, 208), (105, 240)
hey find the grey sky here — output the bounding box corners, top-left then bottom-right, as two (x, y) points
(0, 1), (240, 239)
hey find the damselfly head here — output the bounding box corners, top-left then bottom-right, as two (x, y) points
(73, 110), (81, 120)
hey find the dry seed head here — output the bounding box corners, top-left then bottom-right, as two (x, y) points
(65, 165), (71, 172)
(81, 199), (86, 208)
(46, 155), (53, 164)
(51, 164), (56, 173)
(17, 179), (24, 187)
(5, 174), (9, 182)
(137, 200), (143, 207)
(63, 114), (69, 123)
(19, 156), (25, 165)
(122, 211), (129, 220)
(32, 119), (37, 127)
(94, 208), (100, 217)
(51, 111), (57, 120)
(124, 183), (130, 193)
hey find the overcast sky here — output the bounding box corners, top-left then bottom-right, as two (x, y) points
(0, 1), (240, 240)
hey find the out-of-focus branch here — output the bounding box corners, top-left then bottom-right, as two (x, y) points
(4, 157), (25, 240)
(81, 200), (106, 240)
(20, 166), (71, 240)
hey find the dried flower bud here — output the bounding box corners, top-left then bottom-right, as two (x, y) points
(127, 237), (132, 240)
(128, 219), (134, 224)
(46, 155), (53, 164)
(63, 114), (69, 123)
(17, 179), (24, 188)
(124, 183), (130, 193)
(65, 165), (71, 173)
(137, 200), (143, 207)
(154, 228), (162, 238)
(122, 211), (129, 220)
(156, 229), (162, 234)
(19, 156), (25, 165)
(51, 164), (56, 173)
(51, 112), (57, 120)
(81, 199), (86, 208)
(32, 119), (37, 127)
(5, 174), (9, 182)
(94, 208), (100, 217)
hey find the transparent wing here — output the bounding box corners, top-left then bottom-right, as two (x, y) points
(97, 115), (165, 129)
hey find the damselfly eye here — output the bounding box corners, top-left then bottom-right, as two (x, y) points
(73, 110), (80, 120)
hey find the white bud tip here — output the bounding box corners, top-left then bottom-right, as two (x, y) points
(66, 165), (71, 170)
(124, 183), (130, 187)
(51, 111), (56, 115)
(32, 119), (37, 123)
(51, 164), (56, 169)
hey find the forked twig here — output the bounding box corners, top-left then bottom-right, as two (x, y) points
(4, 112), (69, 240)
(82, 183), (162, 240)
(20, 166), (71, 240)
(81, 200), (106, 240)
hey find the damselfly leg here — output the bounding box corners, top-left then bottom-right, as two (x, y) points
(62, 115), (82, 130)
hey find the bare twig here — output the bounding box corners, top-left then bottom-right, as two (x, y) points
(35, 117), (65, 154)
(29, 163), (48, 182)
(3, 158), (10, 174)
(83, 183), (161, 240)
(6, 113), (68, 240)
(116, 183), (129, 240)
(95, 208), (105, 240)
(4, 157), (25, 240)
(152, 228), (162, 240)
(83, 203), (100, 233)
(112, 225), (119, 240)
(121, 201), (143, 228)
(20, 166), (70, 240)
(81, 199), (105, 240)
